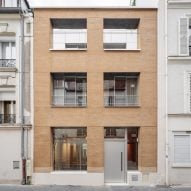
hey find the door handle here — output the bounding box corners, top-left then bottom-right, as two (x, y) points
(121, 152), (123, 171)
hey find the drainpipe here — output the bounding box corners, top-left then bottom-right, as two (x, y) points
(19, 0), (26, 184)
(165, 0), (169, 186)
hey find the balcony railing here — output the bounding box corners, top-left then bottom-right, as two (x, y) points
(0, 59), (16, 67)
(0, 114), (16, 124)
(103, 31), (139, 50)
(104, 95), (139, 107)
(0, 0), (19, 7)
(52, 95), (87, 107)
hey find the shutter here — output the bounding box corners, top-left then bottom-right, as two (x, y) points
(185, 72), (191, 113)
(179, 17), (189, 56)
(189, 73), (191, 112)
(174, 135), (191, 163)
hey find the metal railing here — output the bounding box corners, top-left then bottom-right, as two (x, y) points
(103, 31), (140, 50)
(0, 0), (19, 7)
(104, 95), (139, 107)
(52, 95), (87, 107)
(0, 114), (16, 124)
(0, 59), (16, 67)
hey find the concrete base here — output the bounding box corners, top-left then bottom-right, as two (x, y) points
(32, 172), (104, 186)
(33, 171), (160, 186)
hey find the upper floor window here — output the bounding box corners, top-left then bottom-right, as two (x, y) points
(0, 0), (18, 7)
(52, 73), (87, 107)
(51, 18), (87, 50)
(103, 18), (140, 50)
(0, 101), (16, 124)
(179, 17), (191, 56)
(104, 73), (139, 107)
(0, 42), (16, 67)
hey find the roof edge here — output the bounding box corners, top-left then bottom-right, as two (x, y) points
(32, 6), (158, 9)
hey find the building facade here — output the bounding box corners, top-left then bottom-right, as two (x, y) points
(158, 0), (191, 186)
(0, 0), (33, 184)
(167, 0), (191, 185)
(33, 5), (158, 186)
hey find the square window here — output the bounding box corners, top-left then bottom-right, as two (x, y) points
(51, 19), (87, 50)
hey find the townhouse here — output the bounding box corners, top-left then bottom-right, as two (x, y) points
(32, 2), (158, 186)
(0, 0), (33, 184)
(158, 0), (191, 185)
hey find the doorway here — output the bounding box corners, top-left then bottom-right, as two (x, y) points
(104, 127), (138, 183)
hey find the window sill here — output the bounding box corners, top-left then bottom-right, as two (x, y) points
(172, 163), (191, 168)
(105, 105), (140, 108)
(104, 48), (141, 51)
(51, 171), (87, 174)
(49, 48), (87, 51)
(0, 67), (17, 72)
(168, 56), (191, 60)
(51, 105), (87, 108)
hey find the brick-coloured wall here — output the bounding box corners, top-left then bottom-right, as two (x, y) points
(34, 8), (157, 173)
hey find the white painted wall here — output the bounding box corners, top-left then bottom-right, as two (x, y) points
(28, 0), (158, 8)
(157, 0), (167, 185)
(168, 8), (191, 56)
(167, 1), (191, 186)
(168, 61), (191, 114)
(0, 128), (22, 182)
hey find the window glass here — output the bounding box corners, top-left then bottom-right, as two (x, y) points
(52, 73), (87, 107)
(104, 73), (139, 107)
(127, 128), (138, 170)
(53, 128), (87, 171)
(104, 128), (125, 138)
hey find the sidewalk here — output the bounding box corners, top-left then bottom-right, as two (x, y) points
(0, 185), (191, 191)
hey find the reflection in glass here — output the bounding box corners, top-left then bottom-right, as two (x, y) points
(127, 128), (138, 170)
(53, 128), (87, 171)
(104, 73), (139, 107)
(52, 73), (87, 106)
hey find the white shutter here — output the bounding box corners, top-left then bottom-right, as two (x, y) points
(174, 135), (191, 163)
(179, 17), (189, 56)
(184, 72), (191, 113)
(189, 73), (191, 112)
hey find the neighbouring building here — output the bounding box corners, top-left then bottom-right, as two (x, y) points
(167, 0), (191, 185)
(158, 0), (191, 186)
(33, 1), (158, 186)
(0, 0), (33, 184)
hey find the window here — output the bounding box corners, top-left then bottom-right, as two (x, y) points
(173, 133), (191, 165)
(52, 73), (87, 107)
(0, 0), (17, 7)
(127, 128), (138, 170)
(51, 19), (87, 50)
(103, 19), (140, 50)
(0, 42), (16, 67)
(0, 101), (16, 124)
(104, 73), (139, 107)
(179, 17), (191, 56)
(184, 71), (191, 113)
(104, 128), (125, 138)
(53, 128), (87, 171)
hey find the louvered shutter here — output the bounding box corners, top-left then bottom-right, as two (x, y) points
(174, 135), (191, 163)
(185, 72), (191, 113)
(179, 17), (189, 56)
(188, 73), (191, 113)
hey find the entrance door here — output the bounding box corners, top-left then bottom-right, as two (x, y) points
(104, 140), (126, 183)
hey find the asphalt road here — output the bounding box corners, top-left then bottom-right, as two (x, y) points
(0, 185), (191, 191)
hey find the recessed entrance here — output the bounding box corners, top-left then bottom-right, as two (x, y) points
(104, 128), (138, 183)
